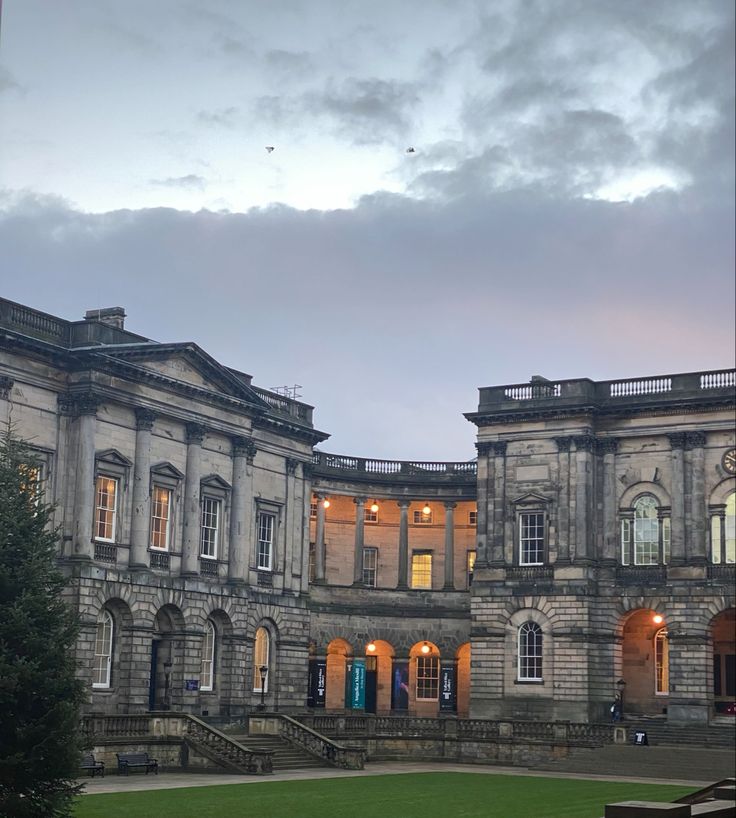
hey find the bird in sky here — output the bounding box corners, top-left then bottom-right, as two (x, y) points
(265, 146), (275, 153)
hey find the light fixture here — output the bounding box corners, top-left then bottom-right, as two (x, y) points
(420, 642), (430, 655)
(322, 498), (330, 509)
(422, 502), (431, 516)
(652, 614), (664, 625)
(366, 642), (376, 653)
(370, 500), (379, 513)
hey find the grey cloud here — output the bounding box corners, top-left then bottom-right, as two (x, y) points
(265, 50), (313, 74)
(196, 107), (240, 128)
(149, 175), (206, 191)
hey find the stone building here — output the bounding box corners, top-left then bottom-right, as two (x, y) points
(0, 297), (734, 727)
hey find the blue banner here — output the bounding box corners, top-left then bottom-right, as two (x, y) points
(350, 659), (366, 709)
(439, 664), (456, 712)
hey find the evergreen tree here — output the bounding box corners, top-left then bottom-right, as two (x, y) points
(0, 431), (85, 818)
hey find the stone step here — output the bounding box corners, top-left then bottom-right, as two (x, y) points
(624, 722), (735, 749)
(226, 734), (330, 770)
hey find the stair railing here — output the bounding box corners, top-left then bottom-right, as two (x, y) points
(272, 714), (366, 769)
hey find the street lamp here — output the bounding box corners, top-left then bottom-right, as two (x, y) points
(258, 665), (269, 711)
(163, 660), (173, 711)
(616, 678), (627, 721)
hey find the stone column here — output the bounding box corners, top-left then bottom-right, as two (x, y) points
(352, 496), (366, 585)
(554, 437), (572, 563)
(572, 435), (595, 561)
(397, 500), (410, 589)
(229, 436), (256, 584)
(129, 408), (156, 568)
(72, 393), (99, 560)
(686, 431), (707, 564)
(181, 422), (205, 576)
(668, 433), (686, 565)
(474, 442), (492, 568)
(444, 501), (456, 588)
(314, 493), (327, 583)
(491, 441), (507, 565)
(599, 438), (619, 563)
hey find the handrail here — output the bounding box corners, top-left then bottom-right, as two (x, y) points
(261, 713), (365, 769)
(312, 451), (477, 478)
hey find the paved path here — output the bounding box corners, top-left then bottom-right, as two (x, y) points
(79, 761), (711, 796)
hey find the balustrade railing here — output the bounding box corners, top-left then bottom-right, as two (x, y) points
(701, 370), (736, 389)
(608, 377), (671, 397)
(275, 714), (365, 769)
(708, 564), (736, 580)
(94, 543), (117, 564)
(615, 565), (667, 585)
(251, 386), (310, 421)
(1, 299), (69, 343)
(150, 551), (170, 570)
(312, 451), (477, 479)
(505, 566), (554, 582)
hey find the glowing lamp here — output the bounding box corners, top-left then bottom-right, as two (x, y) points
(652, 614), (664, 625)
(422, 503), (431, 516)
(370, 501), (379, 513)
(322, 499), (330, 509)
(366, 642), (376, 653)
(420, 642), (430, 655)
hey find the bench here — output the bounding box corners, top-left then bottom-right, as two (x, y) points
(80, 754), (105, 778)
(116, 752), (159, 776)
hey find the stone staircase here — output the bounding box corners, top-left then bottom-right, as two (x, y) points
(623, 719), (736, 749)
(225, 733), (330, 772)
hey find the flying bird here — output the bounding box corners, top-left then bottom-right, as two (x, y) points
(265, 146), (275, 153)
(406, 147), (415, 153)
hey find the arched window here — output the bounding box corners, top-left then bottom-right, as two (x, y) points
(712, 493), (736, 564)
(253, 627), (270, 693)
(518, 622), (543, 682)
(654, 628), (669, 695)
(200, 621), (215, 692)
(92, 610), (113, 689)
(622, 494), (670, 565)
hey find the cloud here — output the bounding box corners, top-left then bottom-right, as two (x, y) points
(149, 175), (207, 191)
(196, 107), (240, 128)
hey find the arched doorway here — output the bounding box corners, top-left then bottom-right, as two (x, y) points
(325, 638), (352, 711)
(456, 643), (471, 717)
(364, 640), (395, 715)
(620, 608), (668, 717)
(150, 604), (185, 711)
(711, 608), (735, 716)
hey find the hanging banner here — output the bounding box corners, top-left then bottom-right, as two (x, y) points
(391, 661), (410, 711)
(439, 664), (456, 712)
(350, 659), (366, 710)
(307, 660), (326, 708)
(344, 660), (353, 708)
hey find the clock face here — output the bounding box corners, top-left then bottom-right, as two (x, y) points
(724, 448), (736, 475)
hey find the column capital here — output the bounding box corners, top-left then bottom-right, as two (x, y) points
(475, 441), (493, 456)
(0, 376), (13, 400)
(597, 437), (619, 455)
(492, 441), (507, 457)
(572, 434), (595, 452)
(443, 501), (457, 510)
(397, 499), (412, 509)
(57, 391), (76, 416)
(74, 391), (101, 416)
(135, 407), (156, 431)
(285, 457), (300, 475)
(668, 432), (687, 450)
(185, 422), (206, 445)
(554, 436), (572, 452)
(685, 431), (707, 449)
(231, 435), (257, 462)
(353, 496), (367, 506)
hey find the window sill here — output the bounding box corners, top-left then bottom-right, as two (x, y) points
(514, 679), (544, 685)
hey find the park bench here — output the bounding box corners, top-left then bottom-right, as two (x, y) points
(116, 752), (159, 775)
(80, 754), (105, 777)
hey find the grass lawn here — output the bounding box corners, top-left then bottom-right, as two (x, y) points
(73, 772), (694, 818)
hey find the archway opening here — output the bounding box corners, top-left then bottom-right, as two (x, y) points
(620, 609), (668, 717)
(325, 638), (352, 712)
(151, 604), (185, 711)
(364, 639), (395, 715)
(712, 608), (736, 716)
(456, 643), (471, 718)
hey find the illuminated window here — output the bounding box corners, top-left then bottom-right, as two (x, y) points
(727, 494), (736, 563)
(519, 512), (544, 565)
(150, 486), (172, 550)
(92, 610), (113, 688)
(413, 510), (433, 524)
(253, 627), (270, 692)
(364, 507), (378, 524)
(200, 497), (220, 559)
(310, 500), (317, 519)
(308, 541), (316, 582)
(94, 476), (118, 542)
(362, 547), (378, 587)
(416, 655), (439, 700)
(518, 622), (543, 681)
(467, 550), (476, 587)
(257, 512), (275, 571)
(411, 551), (432, 589)
(654, 628), (669, 695)
(200, 621), (215, 692)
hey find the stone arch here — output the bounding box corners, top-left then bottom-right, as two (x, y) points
(709, 477), (736, 506)
(618, 607), (669, 717)
(325, 638), (352, 712)
(503, 608), (554, 708)
(151, 603), (185, 711)
(710, 607), (735, 715)
(249, 617), (279, 710)
(408, 640), (441, 717)
(619, 481), (671, 509)
(89, 597), (133, 707)
(205, 609), (233, 705)
(364, 639), (395, 715)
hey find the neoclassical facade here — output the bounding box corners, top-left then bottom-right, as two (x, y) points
(1, 297), (734, 726)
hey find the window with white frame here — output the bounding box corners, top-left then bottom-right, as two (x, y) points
(416, 655), (439, 700)
(310, 500), (317, 519)
(467, 550), (476, 587)
(469, 510), (477, 526)
(518, 621), (543, 681)
(92, 610), (113, 688)
(411, 551), (432, 589)
(620, 494), (668, 565)
(150, 486), (172, 550)
(200, 620), (215, 691)
(362, 546), (378, 587)
(253, 627), (270, 692)
(257, 512), (275, 571)
(308, 541), (316, 582)
(654, 627), (669, 695)
(200, 497), (221, 559)
(519, 512), (545, 565)
(711, 493), (736, 564)
(364, 507), (378, 524)
(413, 509), (433, 524)
(94, 476), (118, 542)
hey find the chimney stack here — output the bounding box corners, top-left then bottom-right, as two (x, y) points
(84, 307), (126, 330)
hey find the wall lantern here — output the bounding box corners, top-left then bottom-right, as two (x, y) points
(420, 642), (430, 655)
(366, 642), (376, 653)
(652, 614), (664, 625)
(370, 501), (379, 513)
(322, 498), (330, 509)
(422, 502), (431, 516)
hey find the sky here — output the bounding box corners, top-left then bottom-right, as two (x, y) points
(0, 0), (734, 459)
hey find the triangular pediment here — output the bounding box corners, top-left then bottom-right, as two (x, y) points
(511, 491), (551, 506)
(201, 474), (231, 491)
(91, 343), (268, 408)
(151, 461), (185, 480)
(96, 449), (133, 468)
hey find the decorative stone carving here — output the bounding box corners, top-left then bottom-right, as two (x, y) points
(475, 441), (493, 456)
(135, 407), (156, 431)
(667, 432), (687, 450)
(185, 422), (206, 444)
(75, 391), (101, 416)
(492, 441), (507, 456)
(572, 435), (595, 452)
(57, 392), (76, 416)
(597, 438), (619, 455)
(685, 431), (707, 449)
(0, 376), (13, 400)
(554, 436), (572, 452)
(286, 457), (299, 475)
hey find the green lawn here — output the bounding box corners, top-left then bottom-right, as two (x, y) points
(73, 772), (694, 818)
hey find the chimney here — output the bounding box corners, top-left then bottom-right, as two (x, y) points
(84, 307), (126, 330)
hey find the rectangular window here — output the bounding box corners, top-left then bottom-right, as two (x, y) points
(621, 518), (631, 565)
(634, 517), (659, 565)
(200, 497), (221, 559)
(416, 656), (439, 700)
(362, 547), (378, 587)
(469, 511), (477, 526)
(308, 541), (316, 583)
(467, 550), (476, 587)
(413, 510), (433, 524)
(519, 512), (545, 565)
(310, 501), (317, 519)
(364, 508), (378, 524)
(257, 512), (275, 571)
(411, 551), (432, 589)
(150, 486), (172, 550)
(661, 517), (671, 565)
(94, 476), (118, 542)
